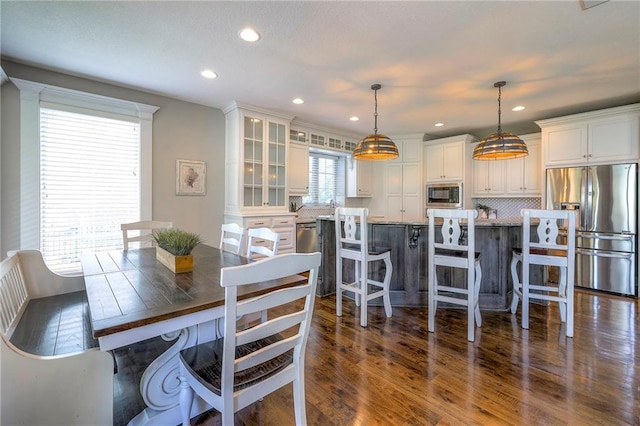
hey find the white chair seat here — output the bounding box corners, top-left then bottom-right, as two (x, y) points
(510, 209), (577, 337)
(335, 207), (392, 328)
(427, 208), (482, 342)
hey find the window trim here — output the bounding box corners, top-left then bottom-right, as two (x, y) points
(304, 150), (345, 206)
(11, 78), (158, 251)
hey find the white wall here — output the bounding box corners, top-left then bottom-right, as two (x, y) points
(0, 61), (225, 256)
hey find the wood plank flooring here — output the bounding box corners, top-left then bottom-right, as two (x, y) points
(114, 289), (639, 425)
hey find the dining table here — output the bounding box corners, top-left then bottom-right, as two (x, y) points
(80, 244), (306, 426)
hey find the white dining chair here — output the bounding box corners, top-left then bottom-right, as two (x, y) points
(246, 227), (280, 259)
(121, 220), (173, 250)
(427, 208), (482, 342)
(510, 209), (577, 337)
(178, 252), (321, 426)
(335, 207), (392, 328)
(219, 223), (244, 255)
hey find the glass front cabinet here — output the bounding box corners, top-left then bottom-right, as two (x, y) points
(225, 103), (294, 214)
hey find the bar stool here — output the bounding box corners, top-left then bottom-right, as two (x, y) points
(335, 207), (392, 327)
(510, 209), (577, 337)
(427, 208), (482, 342)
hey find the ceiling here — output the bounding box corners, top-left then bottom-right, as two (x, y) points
(2, 1), (639, 141)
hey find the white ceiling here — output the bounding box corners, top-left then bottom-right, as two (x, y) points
(2, 1), (639, 140)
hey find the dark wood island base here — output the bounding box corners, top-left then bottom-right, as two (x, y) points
(317, 217), (538, 311)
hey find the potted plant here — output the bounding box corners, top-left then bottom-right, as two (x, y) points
(152, 228), (202, 273)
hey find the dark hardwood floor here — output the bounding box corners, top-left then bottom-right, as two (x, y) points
(114, 289), (639, 425)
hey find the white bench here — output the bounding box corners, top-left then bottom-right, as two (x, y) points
(0, 250), (114, 425)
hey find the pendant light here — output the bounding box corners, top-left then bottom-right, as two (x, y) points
(473, 81), (528, 160)
(352, 84), (399, 161)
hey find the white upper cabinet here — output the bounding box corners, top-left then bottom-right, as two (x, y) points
(470, 134), (541, 198)
(288, 145), (309, 196)
(385, 138), (423, 221)
(505, 135), (541, 196)
(424, 134), (476, 183)
(346, 157), (372, 197)
(537, 104), (640, 167)
(472, 156), (506, 196)
(224, 103), (293, 214)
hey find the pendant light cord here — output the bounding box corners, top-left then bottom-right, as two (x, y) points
(373, 88), (379, 135)
(496, 84), (502, 135)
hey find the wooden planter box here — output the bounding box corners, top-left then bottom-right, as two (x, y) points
(156, 247), (194, 273)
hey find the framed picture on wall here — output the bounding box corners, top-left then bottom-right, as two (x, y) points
(176, 159), (206, 195)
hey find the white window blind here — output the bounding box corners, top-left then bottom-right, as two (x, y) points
(40, 107), (141, 272)
(303, 152), (345, 205)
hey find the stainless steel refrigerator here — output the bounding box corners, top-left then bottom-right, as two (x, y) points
(546, 163), (637, 296)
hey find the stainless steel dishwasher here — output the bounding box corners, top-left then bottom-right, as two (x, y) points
(296, 222), (318, 253)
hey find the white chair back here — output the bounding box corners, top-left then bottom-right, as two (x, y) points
(121, 220), (173, 250)
(427, 208), (482, 342)
(178, 252), (321, 425)
(246, 227), (280, 259)
(219, 223), (244, 255)
(334, 207), (392, 327)
(517, 208), (577, 336)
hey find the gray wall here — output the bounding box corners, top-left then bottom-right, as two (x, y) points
(0, 61), (226, 257)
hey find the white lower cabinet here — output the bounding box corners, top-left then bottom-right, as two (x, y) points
(241, 215), (296, 254)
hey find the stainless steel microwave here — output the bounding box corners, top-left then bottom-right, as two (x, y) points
(426, 183), (463, 208)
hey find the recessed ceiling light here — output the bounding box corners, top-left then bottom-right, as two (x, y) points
(512, 105), (525, 111)
(239, 28), (260, 42)
(292, 98), (304, 105)
(434, 123), (444, 127)
(200, 70), (217, 79)
(350, 116), (359, 121)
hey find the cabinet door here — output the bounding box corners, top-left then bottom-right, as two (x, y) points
(425, 144), (445, 181)
(589, 115), (639, 163)
(442, 143), (464, 180)
(357, 161), (372, 196)
(288, 144), (309, 195)
(402, 140), (423, 163)
(473, 161), (505, 195)
(243, 116), (265, 207)
(267, 121), (287, 208)
(544, 123), (588, 167)
(402, 163), (423, 221)
(347, 159), (372, 197)
(521, 140), (541, 194)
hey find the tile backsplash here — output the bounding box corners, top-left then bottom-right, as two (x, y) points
(288, 196), (334, 219)
(290, 195), (541, 220)
(472, 197), (541, 218)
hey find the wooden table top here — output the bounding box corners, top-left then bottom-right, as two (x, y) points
(81, 244), (303, 338)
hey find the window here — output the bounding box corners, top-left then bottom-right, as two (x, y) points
(40, 107), (140, 272)
(303, 152), (345, 205)
(12, 78), (158, 273)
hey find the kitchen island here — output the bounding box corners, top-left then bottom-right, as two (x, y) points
(317, 217), (536, 310)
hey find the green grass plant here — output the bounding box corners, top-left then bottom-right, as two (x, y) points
(152, 229), (202, 256)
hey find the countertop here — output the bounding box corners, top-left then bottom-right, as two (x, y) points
(306, 215), (524, 226)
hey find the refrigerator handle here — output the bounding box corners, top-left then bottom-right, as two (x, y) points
(581, 167), (590, 230)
